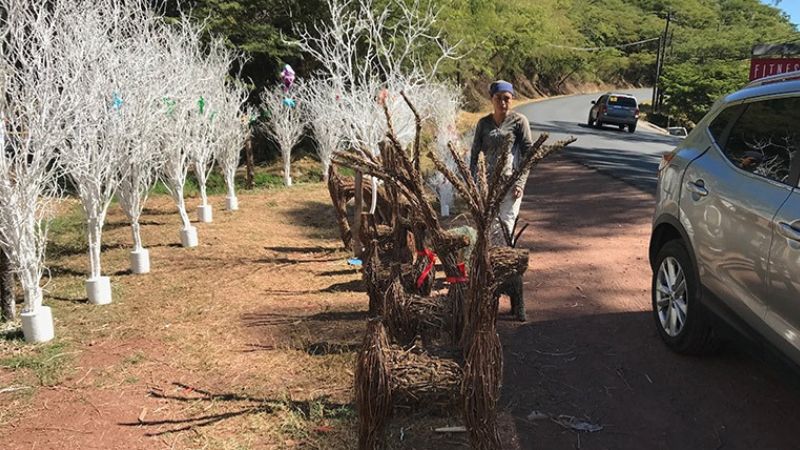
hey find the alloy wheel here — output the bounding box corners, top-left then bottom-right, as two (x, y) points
(656, 256), (688, 337)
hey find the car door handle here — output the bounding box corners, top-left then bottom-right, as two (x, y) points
(778, 222), (800, 242)
(686, 180), (708, 197)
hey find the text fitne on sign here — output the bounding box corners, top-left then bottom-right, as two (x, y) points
(750, 58), (800, 81)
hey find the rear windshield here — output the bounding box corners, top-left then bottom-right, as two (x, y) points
(607, 96), (637, 107)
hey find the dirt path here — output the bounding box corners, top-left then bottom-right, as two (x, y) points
(498, 156), (800, 450)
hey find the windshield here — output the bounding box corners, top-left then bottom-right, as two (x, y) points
(608, 96), (637, 107)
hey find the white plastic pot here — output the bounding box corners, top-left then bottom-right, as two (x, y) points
(225, 196), (239, 211)
(86, 276), (112, 305)
(180, 226), (198, 248)
(21, 306), (55, 343)
(197, 204), (213, 223)
(130, 248), (150, 274)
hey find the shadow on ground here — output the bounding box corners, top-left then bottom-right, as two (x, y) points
(521, 155), (655, 238)
(242, 310), (367, 354)
(286, 200), (342, 241)
(118, 382), (351, 437)
(563, 145), (660, 192)
(501, 311), (800, 450)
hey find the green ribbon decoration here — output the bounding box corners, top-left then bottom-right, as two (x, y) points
(162, 97), (176, 116)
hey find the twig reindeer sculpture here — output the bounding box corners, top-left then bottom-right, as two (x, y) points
(499, 216), (530, 321)
(430, 131), (574, 449)
(335, 92), (474, 340)
(341, 89), (575, 449)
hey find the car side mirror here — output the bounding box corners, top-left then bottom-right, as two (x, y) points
(590, 100), (596, 104)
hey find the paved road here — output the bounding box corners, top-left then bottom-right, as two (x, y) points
(516, 88), (683, 192)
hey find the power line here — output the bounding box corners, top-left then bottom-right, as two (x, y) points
(545, 36), (660, 52)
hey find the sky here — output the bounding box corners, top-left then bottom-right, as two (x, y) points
(764, 0), (800, 27)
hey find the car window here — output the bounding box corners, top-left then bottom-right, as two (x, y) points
(708, 105), (743, 146)
(608, 96), (637, 107)
(721, 97), (800, 185)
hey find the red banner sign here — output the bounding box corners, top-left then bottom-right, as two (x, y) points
(750, 58), (800, 81)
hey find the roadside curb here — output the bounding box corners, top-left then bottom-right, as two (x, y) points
(639, 120), (669, 135)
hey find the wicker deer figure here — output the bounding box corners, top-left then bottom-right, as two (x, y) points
(428, 128), (574, 450)
(342, 90), (574, 449)
(334, 91), (473, 340)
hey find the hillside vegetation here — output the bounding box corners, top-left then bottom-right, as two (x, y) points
(164, 0), (796, 125)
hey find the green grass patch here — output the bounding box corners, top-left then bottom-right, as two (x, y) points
(48, 203), (87, 259)
(0, 341), (73, 386)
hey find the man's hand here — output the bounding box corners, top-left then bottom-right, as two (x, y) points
(513, 186), (523, 199)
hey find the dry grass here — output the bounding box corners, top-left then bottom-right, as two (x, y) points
(0, 159), (474, 449)
(0, 163), (366, 448)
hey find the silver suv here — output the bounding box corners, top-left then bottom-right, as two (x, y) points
(650, 73), (800, 365)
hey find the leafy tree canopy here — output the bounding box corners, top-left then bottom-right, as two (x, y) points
(158, 0), (797, 122)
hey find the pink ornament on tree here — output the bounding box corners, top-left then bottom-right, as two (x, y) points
(280, 64), (296, 93)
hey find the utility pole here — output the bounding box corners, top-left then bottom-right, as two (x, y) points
(652, 35), (662, 110)
(652, 11), (672, 113)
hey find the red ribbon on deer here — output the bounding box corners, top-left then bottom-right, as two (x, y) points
(446, 262), (469, 284)
(415, 248), (436, 289)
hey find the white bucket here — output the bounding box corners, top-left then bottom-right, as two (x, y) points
(87, 276), (112, 305)
(197, 204), (213, 223)
(225, 196), (239, 211)
(21, 306), (55, 343)
(130, 249), (150, 274)
(180, 226), (198, 248)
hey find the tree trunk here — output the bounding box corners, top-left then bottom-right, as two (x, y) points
(283, 150), (292, 186)
(0, 249), (15, 322)
(88, 217), (103, 279)
(353, 171), (364, 258)
(131, 221), (143, 252)
(244, 133), (255, 189)
(173, 187), (192, 229)
(196, 162), (209, 206)
(327, 166), (352, 250)
(322, 160), (330, 182)
(225, 167), (237, 200)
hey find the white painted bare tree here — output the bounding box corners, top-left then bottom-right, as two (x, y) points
(115, 12), (170, 275)
(296, 79), (343, 181)
(55, 0), (140, 305)
(188, 37), (240, 223)
(290, 0), (380, 214)
(214, 85), (250, 211)
(261, 84), (305, 187)
(189, 105), (217, 223)
(158, 14), (207, 248)
(0, 0), (75, 341)
(426, 82), (462, 216)
(291, 0), (460, 214)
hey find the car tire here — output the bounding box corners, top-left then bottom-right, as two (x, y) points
(628, 124), (636, 133)
(595, 120), (602, 128)
(652, 240), (718, 355)
(587, 114), (594, 127)
(618, 125), (625, 131)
